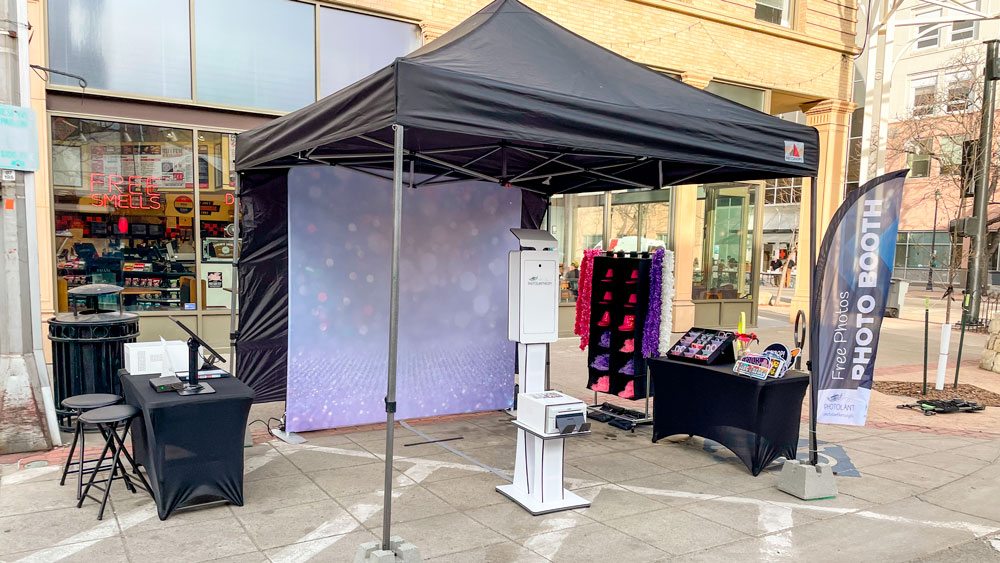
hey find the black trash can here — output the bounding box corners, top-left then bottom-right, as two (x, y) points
(48, 284), (139, 430)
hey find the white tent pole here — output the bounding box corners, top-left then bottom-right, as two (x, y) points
(381, 123), (405, 550)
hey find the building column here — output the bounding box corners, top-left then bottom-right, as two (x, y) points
(670, 71), (714, 331)
(790, 99), (856, 322)
(28, 0), (54, 362)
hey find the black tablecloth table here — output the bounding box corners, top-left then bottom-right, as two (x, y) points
(648, 358), (809, 476)
(120, 372), (254, 520)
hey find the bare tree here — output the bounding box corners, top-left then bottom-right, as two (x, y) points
(886, 47), (1000, 323)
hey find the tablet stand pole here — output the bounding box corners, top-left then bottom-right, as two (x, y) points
(178, 337), (215, 396)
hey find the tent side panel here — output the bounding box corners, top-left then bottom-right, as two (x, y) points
(236, 171), (290, 403)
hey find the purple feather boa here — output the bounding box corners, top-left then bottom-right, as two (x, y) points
(642, 248), (664, 358)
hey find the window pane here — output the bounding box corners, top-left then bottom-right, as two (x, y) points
(48, 0), (191, 99)
(51, 117), (197, 312)
(319, 8), (421, 97)
(705, 81), (766, 111)
(940, 135), (964, 175)
(198, 133), (238, 309)
(548, 193), (605, 304)
(195, 0), (315, 111)
(952, 20), (976, 41)
(755, 0), (788, 25)
(917, 13), (941, 48)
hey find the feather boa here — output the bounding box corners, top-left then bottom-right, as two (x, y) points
(659, 249), (675, 354)
(642, 249), (664, 358)
(574, 249), (602, 350)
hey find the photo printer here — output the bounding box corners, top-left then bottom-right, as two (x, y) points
(517, 391), (588, 435)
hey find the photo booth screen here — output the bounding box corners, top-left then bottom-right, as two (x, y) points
(286, 166), (520, 432)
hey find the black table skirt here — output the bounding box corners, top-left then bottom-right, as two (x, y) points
(648, 358), (809, 476)
(121, 373), (254, 519)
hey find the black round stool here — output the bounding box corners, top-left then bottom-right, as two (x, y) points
(59, 394), (123, 500)
(76, 404), (152, 520)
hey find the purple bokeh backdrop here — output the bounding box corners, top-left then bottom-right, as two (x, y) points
(286, 166), (520, 432)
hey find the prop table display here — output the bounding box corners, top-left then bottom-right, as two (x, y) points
(648, 357), (808, 475)
(120, 370), (254, 520)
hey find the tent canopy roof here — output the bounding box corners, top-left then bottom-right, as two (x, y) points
(235, 0), (820, 194)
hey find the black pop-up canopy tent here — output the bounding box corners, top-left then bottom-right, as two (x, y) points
(233, 0), (820, 546)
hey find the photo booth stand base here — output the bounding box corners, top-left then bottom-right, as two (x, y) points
(496, 421), (591, 515)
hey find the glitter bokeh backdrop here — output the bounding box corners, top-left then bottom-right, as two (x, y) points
(286, 166), (520, 432)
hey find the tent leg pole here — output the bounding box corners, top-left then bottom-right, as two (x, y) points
(808, 175), (819, 466)
(381, 124), (405, 551)
(229, 174), (241, 370)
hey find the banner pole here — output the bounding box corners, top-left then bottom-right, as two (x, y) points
(381, 123), (405, 551)
(808, 175), (819, 466)
(922, 298), (929, 395)
(229, 172), (241, 370)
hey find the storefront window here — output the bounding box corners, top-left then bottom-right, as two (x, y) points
(319, 7), (422, 97)
(51, 117), (197, 312)
(895, 231), (955, 269)
(48, 0), (192, 99)
(549, 193), (606, 304)
(692, 184), (759, 300)
(609, 190), (670, 252)
(195, 0), (316, 111)
(198, 132), (237, 309)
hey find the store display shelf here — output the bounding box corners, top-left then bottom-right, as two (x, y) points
(136, 298), (181, 304)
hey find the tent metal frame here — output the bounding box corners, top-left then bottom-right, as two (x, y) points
(229, 121), (822, 549)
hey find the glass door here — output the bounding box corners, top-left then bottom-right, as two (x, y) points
(701, 185), (756, 300)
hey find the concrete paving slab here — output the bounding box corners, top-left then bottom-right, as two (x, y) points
(617, 472), (737, 506)
(0, 506), (121, 555)
(308, 463), (415, 498)
(566, 452), (670, 482)
(424, 540), (550, 563)
(571, 483), (672, 521)
(464, 500), (593, 540)
(919, 463), (1000, 522)
(392, 451), (498, 484)
(627, 442), (722, 471)
(605, 506), (748, 555)
(109, 494), (231, 533)
(232, 473), (328, 515)
(909, 536), (1000, 562)
(279, 442), (381, 472)
(900, 449), (991, 475)
(835, 473), (925, 504)
(121, 516), (257, 563)
(371, 512), (507, 560)
(844, 437), (936, 460)
(261, 529), (377, 563)
(679, 460), (781, 494)
(860, 459), (964, 489)
(681, 496), (820, 537)
(242, 443), (301, 482)
(520, 521), (666, 563)
(234, 499), (359, 550)
(340, 485), (457, 527)
(1, 535), (130, 563)
(0, 479), (81, 517)
(420, 473), (510, 512)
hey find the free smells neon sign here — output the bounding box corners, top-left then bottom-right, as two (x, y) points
(89, 173), (162, 209)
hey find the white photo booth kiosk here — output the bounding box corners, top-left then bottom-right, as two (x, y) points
(497, 229), (591, 515)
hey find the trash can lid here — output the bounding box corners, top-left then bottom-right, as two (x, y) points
(49, 311), (139, 325)
(68, 284), (124, 296)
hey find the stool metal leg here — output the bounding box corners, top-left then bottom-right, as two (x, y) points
(77, 423), (115, 514)
(96, 422), (125, 520)
(103, 422), (136, 494)
(59, 417), (81, 487)
(110, 419), (151, 496)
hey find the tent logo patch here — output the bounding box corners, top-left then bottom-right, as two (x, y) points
(785, 141), (804, 163)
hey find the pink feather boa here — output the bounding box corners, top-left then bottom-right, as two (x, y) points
(574, 249), (602, 350)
